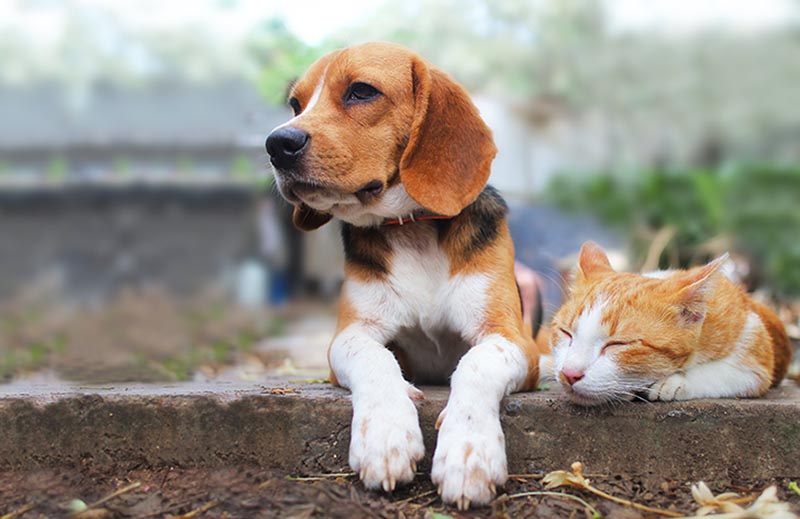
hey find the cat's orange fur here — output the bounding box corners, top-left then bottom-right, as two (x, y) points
(549, 241), (791, 405)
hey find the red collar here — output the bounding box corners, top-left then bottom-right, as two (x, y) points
(381, 212), (451, 226)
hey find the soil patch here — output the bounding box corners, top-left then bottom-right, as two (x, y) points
(1, 466), (798, 518)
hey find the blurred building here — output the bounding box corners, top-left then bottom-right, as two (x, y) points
(0, 81), (273, 183)
(0, 80), (292, 301)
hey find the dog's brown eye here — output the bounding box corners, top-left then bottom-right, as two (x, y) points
(346, 82), (381, 104)
(288, 97), (301, 116)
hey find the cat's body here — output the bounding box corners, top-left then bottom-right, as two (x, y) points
(550, 242), (792, 405)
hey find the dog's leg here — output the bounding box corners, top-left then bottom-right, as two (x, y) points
(431, 334), (528, 509)
(329, 324), (425, 492)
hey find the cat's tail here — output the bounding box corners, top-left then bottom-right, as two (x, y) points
(752, 301), (793, 387)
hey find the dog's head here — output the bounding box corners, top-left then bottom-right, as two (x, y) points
(265, 42), (497, 230)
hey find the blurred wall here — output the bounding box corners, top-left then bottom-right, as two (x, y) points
(0, 185), (257, 301)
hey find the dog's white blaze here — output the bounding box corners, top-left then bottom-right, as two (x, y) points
(271, 65), (329, 133)
(303, 67), (328, 114)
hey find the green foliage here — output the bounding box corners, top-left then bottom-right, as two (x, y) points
(427, 510), (456, 519)
(230, 153), (255, 181)
(547, 165), (800, 295)
(247, 19), (334, 105)
(46, 156), (69, 183)
(230, 153), (273, 192)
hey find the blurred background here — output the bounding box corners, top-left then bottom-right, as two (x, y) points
(1, 0), (799, 384)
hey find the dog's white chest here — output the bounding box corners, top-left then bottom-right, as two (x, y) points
(344, 227), (489, 382)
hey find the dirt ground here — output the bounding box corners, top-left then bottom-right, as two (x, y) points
(1, 465), (798, 519)
(2, 285), (798, 386)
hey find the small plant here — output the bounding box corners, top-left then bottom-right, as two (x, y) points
(546, 165), (800, 295)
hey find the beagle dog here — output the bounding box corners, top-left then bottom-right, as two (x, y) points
(266, 42), (541, 509)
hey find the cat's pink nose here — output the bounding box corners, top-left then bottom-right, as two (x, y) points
(561, 368), (585, 386)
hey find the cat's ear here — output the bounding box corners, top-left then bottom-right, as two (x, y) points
(674, 253), (730, 326)
(576, 241), (614, 281)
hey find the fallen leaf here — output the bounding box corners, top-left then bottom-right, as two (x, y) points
(690, 482), (743, 515)
(263, 387), (298, 395)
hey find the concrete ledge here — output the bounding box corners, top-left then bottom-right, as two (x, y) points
(1, 378), (798, 482)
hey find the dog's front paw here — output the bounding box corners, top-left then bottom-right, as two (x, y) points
(647, 373), (690, 401)
(431, 405), (506, 510)
(349, 387), (424, 492)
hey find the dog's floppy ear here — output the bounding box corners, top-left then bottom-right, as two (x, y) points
(292, 204), (332, 231)
(399, 57), (497, 217)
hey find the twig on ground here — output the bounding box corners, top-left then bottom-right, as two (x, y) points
(543, 462), (682, 517)
(167, 499), (222, 519)
(69, 482), (142, 517)
(285, 472), (356, 481)
(508, 472), (607, 481)
(502, 491), (601, 518)
(1, 503), (36, 519)
(409, 495), (440, 510)
(508, 473), (545, 480)
(393, 490), (437, 506)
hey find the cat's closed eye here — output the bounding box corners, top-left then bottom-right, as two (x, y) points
(601, 340), (634, 355)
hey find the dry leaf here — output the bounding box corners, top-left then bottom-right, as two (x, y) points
(690, 482), (744, 515)
(543, 461), (588, 490)
(263, 387), (298, 395)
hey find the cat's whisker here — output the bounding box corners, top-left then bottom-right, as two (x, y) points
(614, 379), (658, 404)
(615, 390), (652, 404)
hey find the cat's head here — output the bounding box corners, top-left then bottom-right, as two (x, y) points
(551, 241), (729, 406)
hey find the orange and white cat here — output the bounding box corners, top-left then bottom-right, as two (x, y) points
(550, 241), (792, 405)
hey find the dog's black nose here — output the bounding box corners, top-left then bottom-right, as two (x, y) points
(266, 126), (309, 169)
